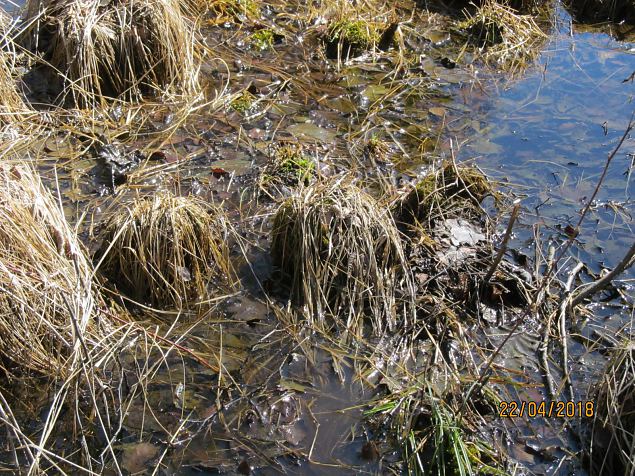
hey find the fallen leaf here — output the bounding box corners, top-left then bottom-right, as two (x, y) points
(211, 167), (230, 179)
(121, 442), (159, 473)
(429, 107), (447, 117)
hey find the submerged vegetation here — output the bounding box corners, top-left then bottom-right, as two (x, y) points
(0, 0), (632, 473)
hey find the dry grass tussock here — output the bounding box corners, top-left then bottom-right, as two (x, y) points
(395, 160), (495, 227)
(271, 179), (415, 337)
(591, 342), (635, 476)
(460, 0), (548, 73)
(0, 12), (29, 123)
(188, 0), (261, 22)
(23, 0), (199, 105)
(0, 163), (108, 378)
(97, 192), (236, 309)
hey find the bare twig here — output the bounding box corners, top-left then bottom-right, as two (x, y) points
(571, 242), (635, 308)
(559, 261), (584, 400)
(483, 200), (521, 285)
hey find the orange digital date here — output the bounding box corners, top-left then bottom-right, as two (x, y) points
(498, 400), (594, 418)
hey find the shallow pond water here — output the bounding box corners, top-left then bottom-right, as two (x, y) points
(1, 0), (634, 474)
(454, 6), (634, 475)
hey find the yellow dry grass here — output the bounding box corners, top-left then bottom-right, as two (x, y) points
(97, 192), (236, 309)
(0, 11), (29, 123)
(24, 0), (200, 105)
(271, 179), (415, 337)
(0, 163), (106, 377)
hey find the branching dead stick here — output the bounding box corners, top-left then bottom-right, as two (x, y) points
(560, 261), (584, 401)
(483, 200), (521, 285)
(463, 114), (633, 409)
(571, 243), (635, 308)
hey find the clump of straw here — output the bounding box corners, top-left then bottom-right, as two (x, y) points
(395, 161), (494, 227)
(459, 0), (547, 73)
(591, 342), (635, 476)
(0, 12), (29, 123)
(97, 193), (236, 309)
(0, 163), (104, 377)
(271, 179), (415, 336)
(23, 0), (199, 105)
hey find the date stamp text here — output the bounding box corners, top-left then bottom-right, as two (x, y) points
(498, 400), (594, 418)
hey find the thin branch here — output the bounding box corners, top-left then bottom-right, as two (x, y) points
(483, 200), (521, 285)
(571, 242), (635, 308)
